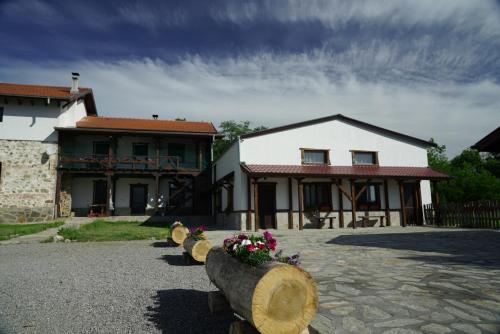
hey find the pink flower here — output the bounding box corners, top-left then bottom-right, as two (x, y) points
(263, 231), (273, 242)
(246, 244), (256, 252)
(267, 238), (277, 251)
(238, 234), (248, 240)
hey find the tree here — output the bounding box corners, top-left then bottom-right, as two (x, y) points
(213, 121), (267, 160)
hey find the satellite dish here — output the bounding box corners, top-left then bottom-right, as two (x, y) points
(46, 144), (57, 155)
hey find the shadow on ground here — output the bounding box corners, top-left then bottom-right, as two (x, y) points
(329, 230), (500, 268)
(151, 241), (171, 248)
(159, 254), (189, 266)
(145, 289), (236, 334)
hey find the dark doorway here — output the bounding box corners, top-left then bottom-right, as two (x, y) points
(130, 184), (148, 214)
(258, 183), (277, 229)
(403, 183), (418, 225)
(93, 180), (107, 205)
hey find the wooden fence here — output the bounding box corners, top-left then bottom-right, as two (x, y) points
(423, 200), (500, 228)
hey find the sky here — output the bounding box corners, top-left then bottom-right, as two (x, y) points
(1, 0), (499, 157)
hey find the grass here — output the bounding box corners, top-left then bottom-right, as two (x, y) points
(58, 220), (171, 242)
(0, 221), (65, 241)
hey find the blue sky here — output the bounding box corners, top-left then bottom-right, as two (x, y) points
(1, 0), (500, 157)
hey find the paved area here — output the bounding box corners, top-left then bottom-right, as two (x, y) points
(0, 227), (499, 333)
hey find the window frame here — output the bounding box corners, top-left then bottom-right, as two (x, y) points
(303, 182), (332, 211)
(355, 182), (381, 210)
(132, 143), (149, 158)
(351, 150), (379, 166)
(300, 148), (330, 165)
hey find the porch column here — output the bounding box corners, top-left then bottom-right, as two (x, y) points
(246, 175), (252, 230)
(108, 135), (115, 169)
(398, 181), (407, 227)
(383, 179), (391, 226)
(350, 179), (357, 229)
(106, 173), (113, 216)
(415, 180), (423, 225)
(154, 138), (160, 170)
(431, 180), (441, 226)
(253, 179), (259, 231)
(154, 173), (160, 214)
(297, 179), (304, 230)
(288, 177), (294, 229)
(337, 180), (344, 228)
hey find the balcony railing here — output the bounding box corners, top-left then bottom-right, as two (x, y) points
(58, 154), (208, 171)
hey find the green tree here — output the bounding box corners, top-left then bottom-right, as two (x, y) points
(213, 121), (267, 160)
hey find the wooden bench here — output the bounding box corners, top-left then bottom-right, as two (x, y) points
(357, 215), (387, 227)
(315, 216), (336, 229)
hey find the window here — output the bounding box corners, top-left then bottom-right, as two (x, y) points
(355, 183), (381, 210)
(93, 142), (109, 158)
(168, 143), (185, 162)
(301, 149), (329, 165)
(0, 107), (3, 122)
(132, 143), (149, 157)
(303, 183), (331, 211)
(352, 151), (378, 165)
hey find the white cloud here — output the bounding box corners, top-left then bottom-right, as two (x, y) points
(1, 54), (498, 157)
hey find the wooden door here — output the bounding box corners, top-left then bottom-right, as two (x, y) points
(403, 183), (417, 225)
(130, 184), (148, 214)
(258, 183), (277, 229)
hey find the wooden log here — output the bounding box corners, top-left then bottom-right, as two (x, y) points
(206, 247), (318, 334)
(183, 237), (212, 263)
(169, 224), (189, 246)
(208, 290), (233, 315)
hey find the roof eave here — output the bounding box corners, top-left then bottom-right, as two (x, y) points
(55, 126), (221, 137)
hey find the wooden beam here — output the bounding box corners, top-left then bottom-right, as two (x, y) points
(337, 180), (344, 228)
(415, 180), (423, 225)
(246, 175), (252, 230)
(154, 173), (160, 213)
(106, 173), (113, 216)
(337, 184), (352, 201)
(383, 179), (391, 226)
(399, 181), (407, 227)
(254, 179), (259, 231)
(297, 179), (304, 230)
(431, 180), (441, 226)
(288, 177), (294, 229)
(350, 179), (357, 229)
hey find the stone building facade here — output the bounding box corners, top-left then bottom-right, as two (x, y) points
(0, 139), (58, 223)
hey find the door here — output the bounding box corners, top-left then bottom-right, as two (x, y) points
(92, 180), (107, 215)
(130, 184), (148, 214)
(403, 183), (417, 225)
(258, 183), (277, 229)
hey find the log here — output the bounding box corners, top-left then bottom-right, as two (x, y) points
(208, 290), (232, 315)
(183, 237), (212, 263)
(205, 247), (318, 334)
(168, 224), (189, 246)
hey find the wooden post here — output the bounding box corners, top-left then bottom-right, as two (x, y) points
(415, 180), (422, 225)
(297, 180), (304, 230)
(288, 177), (294, 229)
(399, 181), (407, 227)
(254, 179), (259, 231)
(432, 180), (441, 226)
(155, 138), (160, 169)
(246, 175), (252, 230)
(106, 173), (113, 216)
(154, 173), (160, 213)
(383, 179), (391, 226)
(108, 135), (114, 169)
(337, 180), (344, 228)
(350, 179), (356, 229)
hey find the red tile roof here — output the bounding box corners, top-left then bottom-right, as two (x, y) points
(242, 164), (450, 179)
(0, 82), (91, 99)
(76, 116), (218, 134)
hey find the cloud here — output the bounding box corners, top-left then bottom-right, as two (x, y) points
(1, 54), (498, 157)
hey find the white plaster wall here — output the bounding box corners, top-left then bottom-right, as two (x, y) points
(0, 98), (60, 142)
(71, 177), (105, 208)
(115, 178), (156, 209)
(58, 99), (87, 128)
(240, 119), (429, 167)
(214, 142), (247, 211)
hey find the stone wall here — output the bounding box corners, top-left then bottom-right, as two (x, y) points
(0, 139), (57, 223)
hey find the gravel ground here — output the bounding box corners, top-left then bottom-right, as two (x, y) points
(0, 240), (235, 334)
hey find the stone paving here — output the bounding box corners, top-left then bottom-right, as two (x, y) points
(206, 227), (500, 334)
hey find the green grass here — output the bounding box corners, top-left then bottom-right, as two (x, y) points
(0, 221), (65, 241)
(58, 220), (171, 242)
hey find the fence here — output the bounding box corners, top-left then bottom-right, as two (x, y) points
(423, 200), (500, 228)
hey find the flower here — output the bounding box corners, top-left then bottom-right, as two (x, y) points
(256, 241), (265, 250)
(237, 234), (248, 240)
(263, 231), (273, 242)
(241, 239), (251, 246)
(246, 244), (256, 252)
(267, 238), (277, 251)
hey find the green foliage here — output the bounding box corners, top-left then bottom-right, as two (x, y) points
(0, 221), (64, 241)
(213, 120), (267, 160)
(427, 143), (500, 203)
(58, 220), (170, 242)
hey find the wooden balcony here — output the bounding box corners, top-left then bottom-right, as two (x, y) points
(58, 154), (208, 172)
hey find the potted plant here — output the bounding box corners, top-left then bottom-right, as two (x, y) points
(205, 231), (318, 334)
(183, 226), (212, 263)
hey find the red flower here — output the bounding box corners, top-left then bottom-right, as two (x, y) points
(257, 242), (265, 250)
(268, 238), (277, 251)
(246, 244), (256, 252)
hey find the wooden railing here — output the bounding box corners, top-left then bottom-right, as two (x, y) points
(424, 200), (500, 228)
(58, 154), (207, 171)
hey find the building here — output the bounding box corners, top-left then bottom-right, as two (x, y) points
(0, 74), (219, 223)
(472, 127), (500, 154)
(213, 114), (449, 230)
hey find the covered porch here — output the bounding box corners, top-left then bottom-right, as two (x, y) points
(240, 164), (449, 231)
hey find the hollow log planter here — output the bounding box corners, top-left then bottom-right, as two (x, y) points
(183, 237), (212, 263)
(205, 247), (318, 334)
(168, 224), (189, 246)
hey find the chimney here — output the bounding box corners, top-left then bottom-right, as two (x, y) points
(152, 114), (158, 120)
(70, 72), (80, 94)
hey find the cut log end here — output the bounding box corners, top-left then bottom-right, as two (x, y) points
(252, 265), (318, 334)
(171, 225), (189, 245)
(191, 239), (212, 262)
